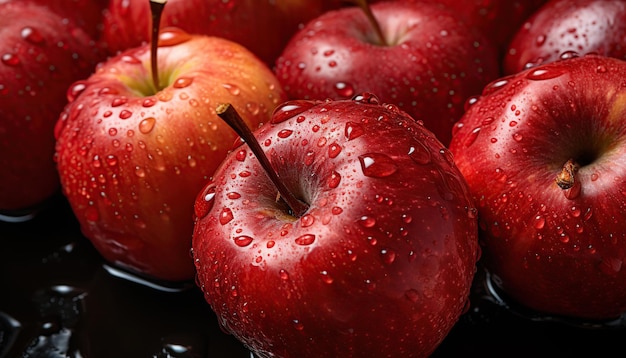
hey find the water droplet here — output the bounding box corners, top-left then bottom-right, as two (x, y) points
(277, 129), (293, 138)
(526, 68), (567, 81)
(345, 121), (365, 140)
(68, 81), (87, 102)
(135, 166), (146, 178)
(512, 132), (523, 142)
(173, 77), (193, 88)
(352, 93), (380, 104)
(121, 55), (141, 64)
(359, 153), (398, 178)
(334, 82), (355, 98)
(1, 53), (20, 66)
(327, 171), (341, 188)
(331, 206), (343, 215)
(112, 97), (127, 107)
(105, 155), (118, 166)
(271, 100), (317, 124)
(227, 192), (241, 200)
(359, 216), (376, 228)
(304, 150), (315, 166)
(320, 270), (333, 284)
(533, 215), (546, 230)
(21, 27), (44, 44)
(535, 34), (546, 46)
(234, 235), (253, 247)
(380, 249), (396, 265)
(328, 142), (342, 158)
(465, 127), (481, 147)
(142, 98), (157, 107)
(219, 207), (234, 225)
(293, 320), (304, 331)
(222, 83), (240, 96)
(279, 269), (289, 280)
(300, 214), (315, 227)
(408, 142), (431, 165)
(158, 28), (192, 46)
(295, 234), (315, 246)
(139, 117), (156, 134)
(235, 149), (247, 162)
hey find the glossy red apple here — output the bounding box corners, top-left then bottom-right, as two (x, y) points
(192, 94), (479, 357)
(273, 0), (499, 146)
(101, 0), (343, 65)
(0, 1), (103, 219)
(504, 0), (626, 74)
(449, 54), (626, 320)
(54, 24), (287, 282)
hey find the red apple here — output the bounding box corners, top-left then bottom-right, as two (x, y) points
(54, 25), (287, 282)
(449, 54), (626, 320)
(101, 0), (344, 66)
(192, 94), (479, 357)
(273, 0), (500, 146)
(504, 0), (626, 74)
(0, 1), (103, 218)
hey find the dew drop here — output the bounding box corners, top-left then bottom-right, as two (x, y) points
(380, 249), (396, 265)
(293, 320), (304, 331)
(271, 100), (316, 124)
(219, 207), (234, 225)
(465, 127), (481, 147)
(21, 27), (44, 44)
(279, 269), (289, 280)
(334, 82), (355, 98)
(352, 93), (380, 104)
(300, 214), (315, 227)
(295, 234), (316, 246)
(235, 149), (247, 162)
(320, 270), (333, 284)
(512, 132), (523, 142)
(345, 121), (365, 140)
(526, 68), (567, 80)
(121, 55), (141, 64)
(359, 216), (376, 228)
(234, 235), (253, 247)
(328, 142), (342, 158)
(277, 129), (293, 138)
(105, 155), (118, 166)
(112, 97), (128, 107)
(304, 150), (315, 166)
(173, 77), (193, 88)
(1, 53), (20, 66)
(533, 215), (546, 230)
(331, 206), (343, 215)
(222, 83), (240, 96)
(139, 117), (156, 134)
(408, 142), (431, 165)
(68, 81), (87, 102)
(227, 192), (241, 200)
(158, 28), (192, 46)
(359, 153), (398, 178)
(135, 166), (146, 178)
(327, 171), (341, 188)
(142, 98), (157, 107)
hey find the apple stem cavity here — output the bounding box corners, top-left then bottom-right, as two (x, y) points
(216, 103), (310, 218)
(351, 0), (388, 46)
(555, 158), (579, 190)
(149, 0), (167, 92)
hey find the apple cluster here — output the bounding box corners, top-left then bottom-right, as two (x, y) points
(3, 0), (626, 357)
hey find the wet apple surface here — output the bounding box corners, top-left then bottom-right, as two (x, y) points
(1, 194), (625, 357)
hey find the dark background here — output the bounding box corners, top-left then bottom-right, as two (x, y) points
(2, 194), (624, 358)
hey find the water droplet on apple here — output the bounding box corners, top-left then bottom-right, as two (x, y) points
(327, 171), (341, 188)
(359, 216), (376, 228)
(334, 82), (355, 98)
(293, 320), (304, 331)
(158, 28), (192, 46)
(134, 166), (146, 178)
(345, 121), (365, 140)
(68, 81), (87, 102)
(235, 149), (246, 162)
(112, 97), (127, 107)
(219, 208), (234, 225)
(138, 117), (156, 134)
(482, 77), (510, 95)
(277, 129), (293, 138)
(1, 53), (20, 66)
(105, 155), (118, 166)
(526, 68), (567, 81)
(295, 234), (315, 246)
(142, 98), (157, 107)
(234, 235), (253, 247)
(381, 249), (396, 265)
(359, 153), (398, 178)
(173, 77), (193, 88)
(304, 150), (315, 166)
(300, 214), (315, 227)
(464, 127), (481, 147)
(331, 206), (343, 215)
(320, 270), (333, 284)
(20, 26), (44, 44)
(559, 51), (579, 60)
(328, 142), (342, 158)
(408, 142), (431, 165)
(535, 34), (546, 46)
(222, 83), (240, 96)
(352, 92), (380, 104)
(533, 215), (546, 230)
(279, 269), (289, 280)
(271, 100), (316, 124)
(512, 132), (523, 142)
(596, 65), (608, 74)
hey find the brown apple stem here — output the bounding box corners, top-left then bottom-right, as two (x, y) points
(351, 0), (387, 46)
(149, 0), (167, 92)
(555, 159), (579, 190)
(216, 103), (310, 218)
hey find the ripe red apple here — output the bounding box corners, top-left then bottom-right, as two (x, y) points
(273, 0), (500, 146)
(54, 25), (287, 282)
(0, 1), (103, 218)
(504, 0), (626, 74)
(449, 54), (626, 320)
(101, 0), (343, 65)
(192, 94), (479, 357)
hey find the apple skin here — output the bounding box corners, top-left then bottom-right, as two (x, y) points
(101, 0), (343, 66)
(0, 1), (103, 215)
(449, 54), (626, 320)
(273, 1), (500, 146)
(504, 0), (626, 74)
(54, 28), (287, 282)
(192, 94), (479, 357)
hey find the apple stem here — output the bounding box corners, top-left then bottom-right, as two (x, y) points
(555, 159), (579, 190)
(216, 103), (310, 218)
(149, 0), (167, 92)
(351, 0), (387, 46)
